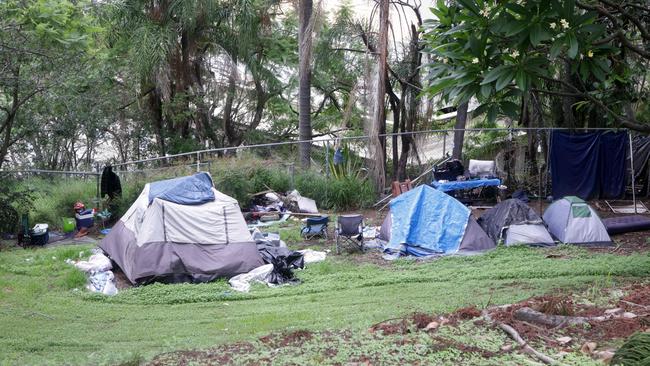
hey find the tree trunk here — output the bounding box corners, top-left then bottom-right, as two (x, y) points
(223, 59), (239, 146)
(298, 0), (313, 169)
(388, 86), (400, 180)
(0, 111), (15, 170)
(148, 88), (166, 157)
(368, 0), (389, 193)
(561, 59), (575, 128)
(452, 102), (468, 160)
(0, 66), (20, 171)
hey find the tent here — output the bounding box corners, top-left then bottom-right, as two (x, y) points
(99, 172), (264, 285)
(382, 185), (494, 256)
(542, 196), (612, 245)
(478, 199), (555, 246)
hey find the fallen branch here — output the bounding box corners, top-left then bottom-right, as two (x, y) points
(482, 310), (559, 365)
(497, 322), (558, 365)
(620, 300), (650, 310)
(513, 307), (606, 327)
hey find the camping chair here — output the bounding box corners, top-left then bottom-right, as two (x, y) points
(335, 214), (364, 254)
(300, 215), (329, 240)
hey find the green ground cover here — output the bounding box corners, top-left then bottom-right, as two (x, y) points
(0, 241), (648, 365)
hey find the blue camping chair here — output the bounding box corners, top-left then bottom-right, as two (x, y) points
(300, 216), (329, 240)
(335, 214), (364, 254)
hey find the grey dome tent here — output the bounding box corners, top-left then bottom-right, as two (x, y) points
(542, 196), (612, 245)
(99, 172), (264, 285)
(381, 185), (495, 257)
(478, 199), (555, 246)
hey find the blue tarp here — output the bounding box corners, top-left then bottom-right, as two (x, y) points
(385, 185), (470, 256)
(148, 172), (215, 205)
(550, 131), (627, 200)
(431, 178), (501, 192)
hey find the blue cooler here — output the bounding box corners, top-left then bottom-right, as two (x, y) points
(75, 209), (94, 229)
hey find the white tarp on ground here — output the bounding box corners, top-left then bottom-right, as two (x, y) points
(297, 249), (327, 264)
(67, 250), (118, 295)
(229, 249), (327, 292)
(228, 264), (274, 292)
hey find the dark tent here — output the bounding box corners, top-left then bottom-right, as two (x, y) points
(478, 199), (554, 246)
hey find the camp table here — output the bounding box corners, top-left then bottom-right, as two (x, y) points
(430, 178), (501, 192)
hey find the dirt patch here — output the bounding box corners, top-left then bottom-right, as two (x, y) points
(488, 283), (650, 352)
(145, 283), (650, 365)
(147, 341), (258, 366)
(429, 335), (499, 358)
(259, 329), (313, 348)
(370, 312), (437, 335)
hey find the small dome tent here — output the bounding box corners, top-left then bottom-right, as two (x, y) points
(99, 172), (264, 285)
(542, 196), (612, 245)
(382, 185), (494, 257)
(478, 199), (555, 246)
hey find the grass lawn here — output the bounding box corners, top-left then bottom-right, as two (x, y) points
(1, 242), (649, 365)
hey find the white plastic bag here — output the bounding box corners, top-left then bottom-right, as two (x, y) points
(297, 249), (327, 264)
(228, 264), (274, 293)
(74, 253), (112, 272)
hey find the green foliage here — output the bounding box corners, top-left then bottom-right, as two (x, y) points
(26, 178), (96, 228)
(423, 0), (622, 124)
(57, 267), (88, 290)
(209, 159), (375, 210)
(0, 179), (34, 233)
(0, 243), (648, 364)
(327, 143), (368, 181)
(612, 332), (650, 366)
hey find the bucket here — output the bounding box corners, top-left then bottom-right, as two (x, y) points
(62, 217), (76, 233)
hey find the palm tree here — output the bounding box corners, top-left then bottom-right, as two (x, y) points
(298, 0), (313, 169)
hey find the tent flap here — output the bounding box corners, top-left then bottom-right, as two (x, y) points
(148, 172), (215, 205)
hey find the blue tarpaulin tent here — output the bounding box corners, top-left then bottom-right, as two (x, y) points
(383, 185), (494, 257)
(148, 172), (215, 205)
(549, 131), (628, 200)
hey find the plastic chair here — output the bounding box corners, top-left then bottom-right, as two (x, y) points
(300, 216), (329, 240)
(335, 214), (364, 254)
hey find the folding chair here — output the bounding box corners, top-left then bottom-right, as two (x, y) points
(300, 216), (329, 240)
(335, 214), (364, 254)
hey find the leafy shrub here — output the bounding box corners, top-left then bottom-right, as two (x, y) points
(0, 179), (34, 233)
(28, 178), (96, 228)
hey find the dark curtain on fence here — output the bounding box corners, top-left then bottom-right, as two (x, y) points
(550, 131), (628, 200)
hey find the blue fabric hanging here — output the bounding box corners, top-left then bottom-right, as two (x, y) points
(333, 147), (344, 165)
(550, 131), (627, 200)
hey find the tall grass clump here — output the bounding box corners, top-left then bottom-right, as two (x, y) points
(27, 178), (96, 228)
(210, 160), (375, 210)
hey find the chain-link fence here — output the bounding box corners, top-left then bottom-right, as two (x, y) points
(1, 127), (637, 222)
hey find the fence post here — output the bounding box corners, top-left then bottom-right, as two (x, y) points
(629, 132), (637, 214)
(325, 141), (330, 178)
(442, 134), (446, 159)
(196, 151), (200, 172)
(95, 163), (101, 205)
